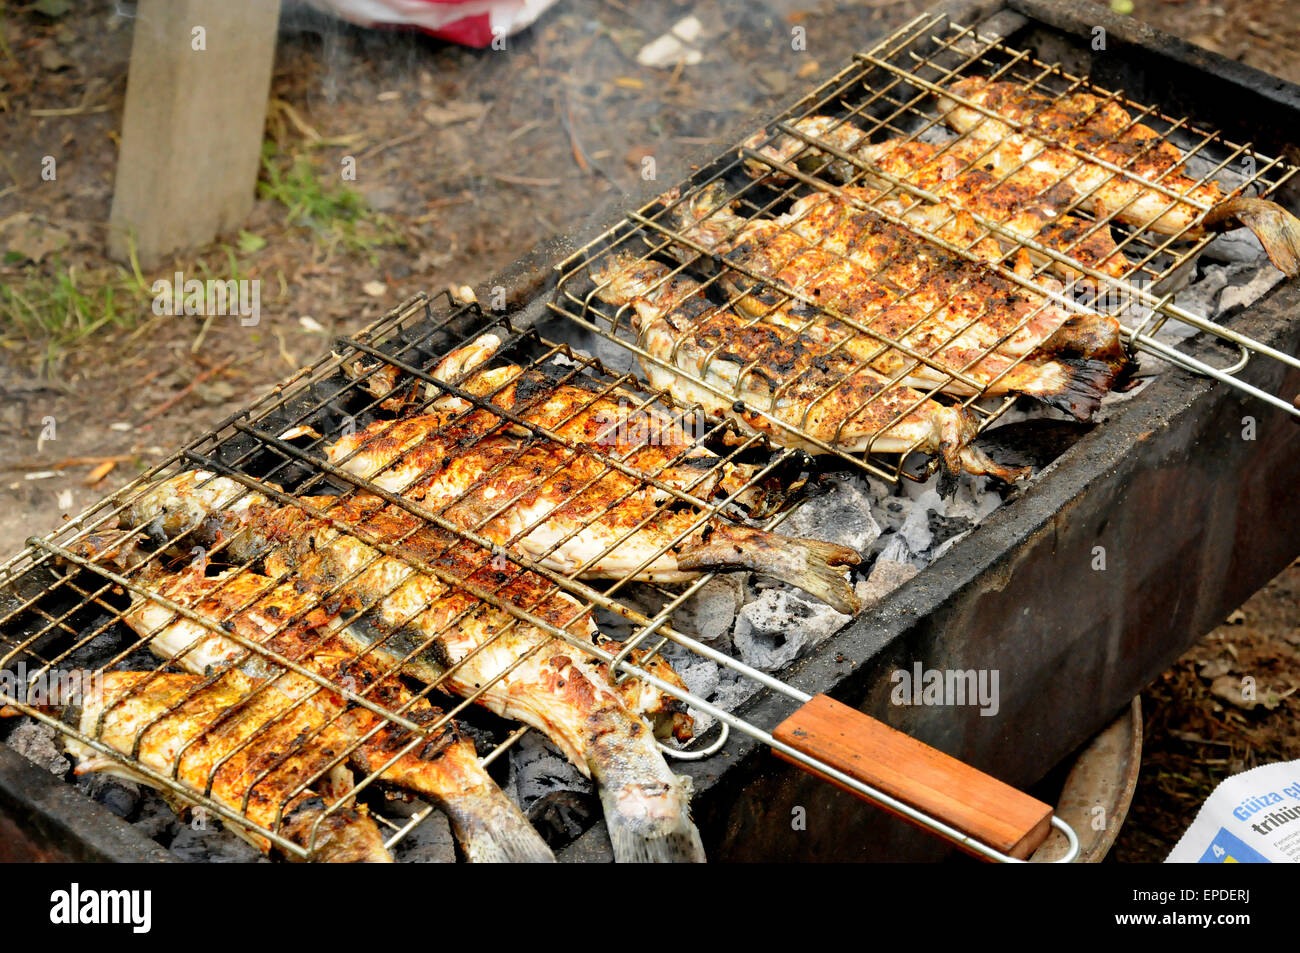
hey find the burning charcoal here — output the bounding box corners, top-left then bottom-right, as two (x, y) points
(75, 773), (140, 819)
(855, 559), (919, 607)
(780, 478), (882, 554)
(390, 803), (456, 864)
(733, 588), (851, 671)
(972, 419), (1093, 472)
(5, 719), (69, 776)
(506, 731), (596, 843)
(132, 792), (183, 844)
(929, 511), (974, 548)
(169, 819), (266, 863)
(665, 641), (720, 701)
(708, 665), (761, 713)
(671, 575), (745, 646)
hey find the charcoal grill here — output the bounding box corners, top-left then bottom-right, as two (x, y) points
(2, 0), (1299, 863)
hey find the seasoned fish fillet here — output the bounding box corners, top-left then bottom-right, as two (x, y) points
(32, 668), (392, 862)
(591, 251), (1031, 483)
(741, 116), (1128, 280)
(73, 530), (553, 863)
(325, 339), (863, 612)
(120, 475), (707, 862)
(660, 183), (1127, 419)
(936, 78), (1300, 275)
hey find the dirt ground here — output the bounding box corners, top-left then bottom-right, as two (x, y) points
(0, 0), (1297, 862)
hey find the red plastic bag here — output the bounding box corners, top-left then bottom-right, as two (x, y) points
(308, 0), (559, 48)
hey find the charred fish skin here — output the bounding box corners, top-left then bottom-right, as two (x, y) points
(34, 669), (393, 863)
(263, 526), (709, 863)
(590, 251), (1026, 486)
(112, 477), (707, 862)
(657, 181), (1128, 420)
(72, 530), (556, 864)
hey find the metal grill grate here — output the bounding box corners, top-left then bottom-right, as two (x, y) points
(12, 8), (1297, 863)
(551, 12), (1300, 440)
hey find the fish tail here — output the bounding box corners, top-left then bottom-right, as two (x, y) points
(1203, 196), (1300, 278)
(1019, 356), (1124, 420)
(437, 785), (557, 863)
(585, 706), (705, 863)
(349, 711), (555, 862)
(677, 523), (861, 614)
(664, 181), (743, 253)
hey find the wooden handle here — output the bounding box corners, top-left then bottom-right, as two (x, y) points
(772, 694), (1053, 860)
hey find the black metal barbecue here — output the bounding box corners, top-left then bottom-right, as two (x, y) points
(2, 0), (1299, 862)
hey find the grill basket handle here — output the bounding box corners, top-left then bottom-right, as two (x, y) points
(772, 693), (1055, 861)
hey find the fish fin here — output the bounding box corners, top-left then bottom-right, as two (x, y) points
(1022, 356), (1124, 420)
(937, 436), (1031, 495)
(437, 786), (556, 863)
(1203, 197), (1300, 278)
(677, 524), (861, 614)
(598, 774), (706, 864)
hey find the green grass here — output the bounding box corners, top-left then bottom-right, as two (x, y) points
(0, 258), (153, 367)
(257, 144), (404, 261)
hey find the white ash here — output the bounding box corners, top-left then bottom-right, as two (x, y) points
(669, 574), (745, 649)
(856, 559), (920, 607)
(5, 718), (69, 776)
(505, 731), (596, 843)
(733, 588), (852, 671)
(778, 478), (882, 552)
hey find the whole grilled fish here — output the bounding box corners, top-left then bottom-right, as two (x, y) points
(740, 116), (1129, 280)
(590, 251), (1034, 481)
(936, 77), (1300, 275)
(325, 336), (863, 612)
(119, 475), (707, 862)
(659, 182), (1128, 419)
(18, 667), (393, 862)
(121, 471), (695, 742)
(71, 529), (554, 863)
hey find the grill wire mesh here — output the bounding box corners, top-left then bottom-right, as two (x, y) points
(553, 12), (1300, 432)
(2, 12), (1297, 861)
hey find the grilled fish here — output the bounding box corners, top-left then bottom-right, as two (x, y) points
(120, 474), (707, 862)
(72, 529), (554, 863)
(659, 183), (1127, 419)
(21, 668), (393, 862)
(122, 470), (694, 742)
(741, 116), (1129, 280)
(590, 250), (1037, 482)
(936, 77), (1300, 275)
(325, 337), (863, 612)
